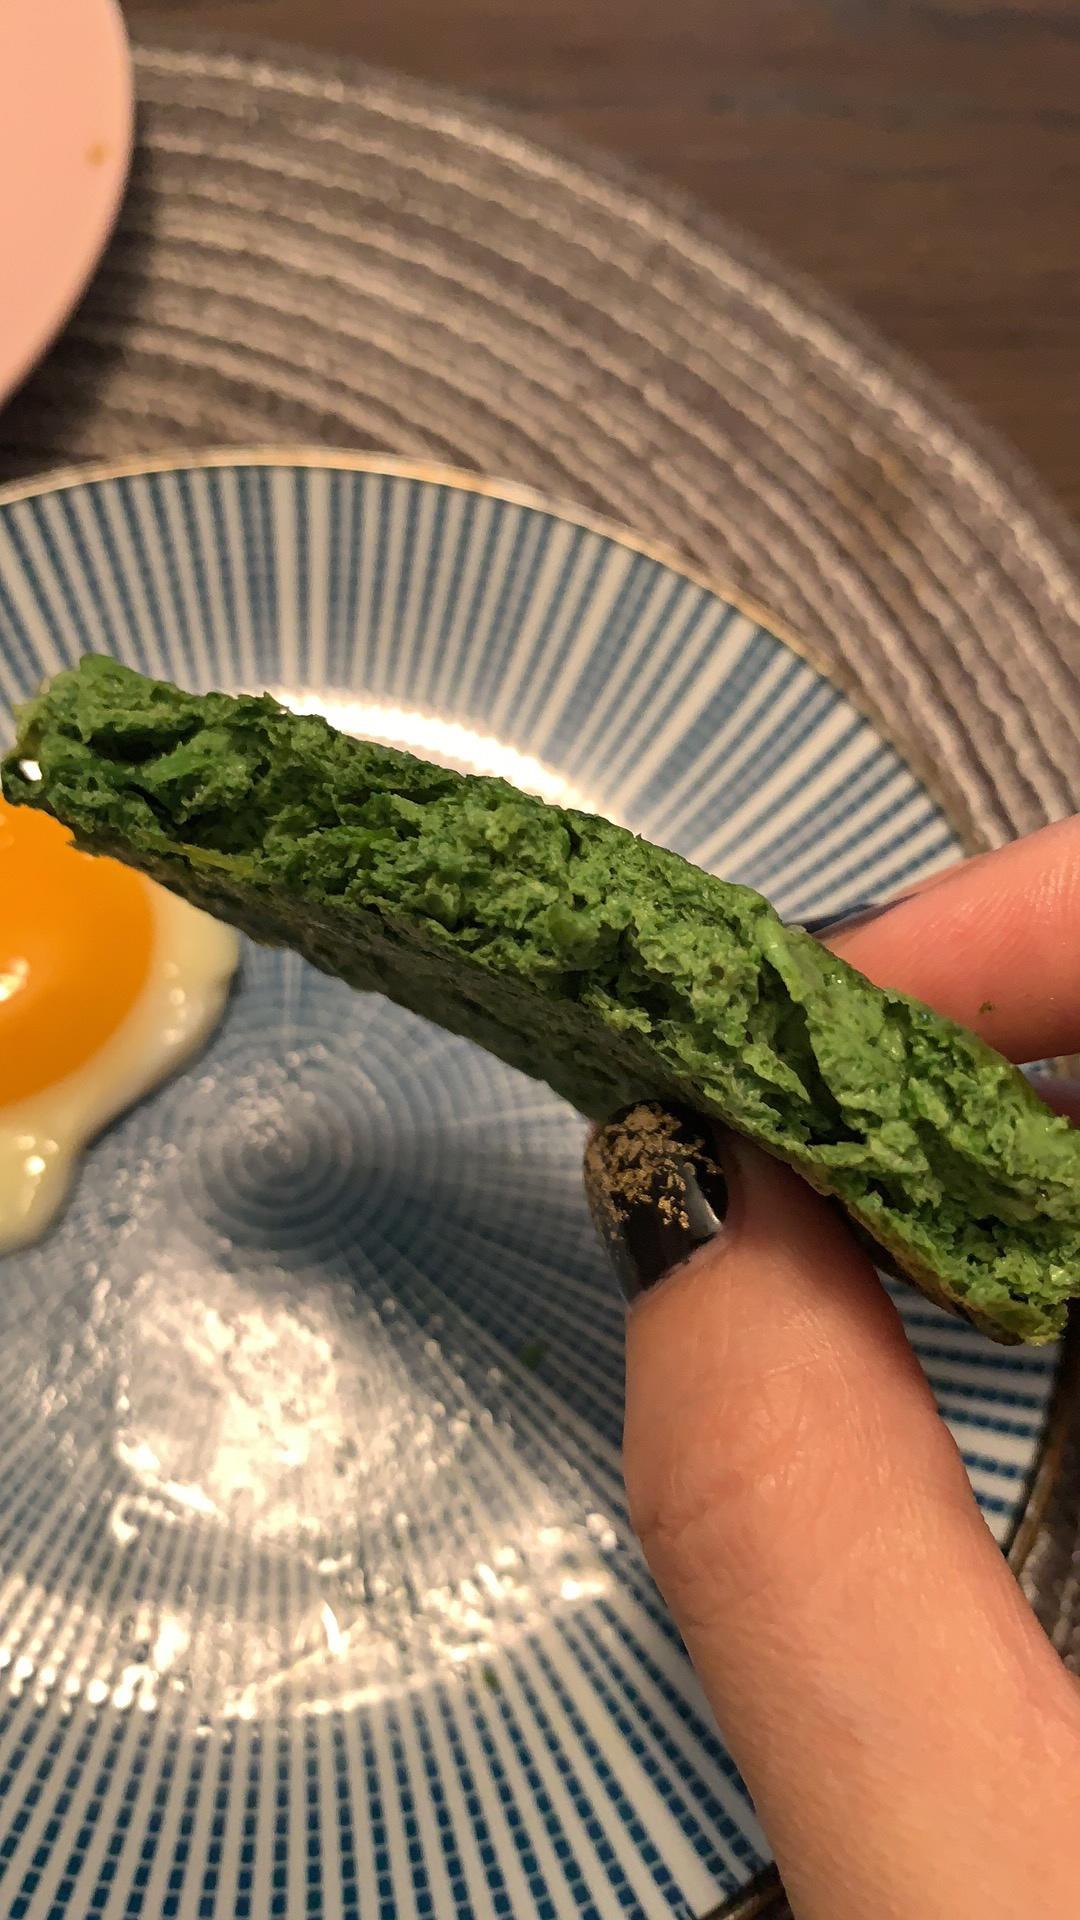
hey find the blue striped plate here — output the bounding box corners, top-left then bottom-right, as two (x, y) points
(0, 455), (1060, 1920)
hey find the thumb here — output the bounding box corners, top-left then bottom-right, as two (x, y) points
(585, 1104), (1080, 1920)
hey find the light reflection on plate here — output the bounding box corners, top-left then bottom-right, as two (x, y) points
(274, 688), (609, 813)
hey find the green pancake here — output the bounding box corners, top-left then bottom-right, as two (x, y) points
(5, 655), (1078, 1344)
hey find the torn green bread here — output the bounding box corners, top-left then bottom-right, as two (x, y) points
(4, 655), (1078, 1345)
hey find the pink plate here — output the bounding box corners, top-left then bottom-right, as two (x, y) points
(0, 0), (133, 405)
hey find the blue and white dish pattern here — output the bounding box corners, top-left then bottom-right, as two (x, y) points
(0, 458), (1059, 1920)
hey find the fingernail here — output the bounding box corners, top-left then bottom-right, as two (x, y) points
(800, 893), (913, 937)
(584, 1102), (728, 1303)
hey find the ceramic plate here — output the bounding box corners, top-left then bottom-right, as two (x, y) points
(0, 455), (1061, 1920)
(0, 0), (132, 406)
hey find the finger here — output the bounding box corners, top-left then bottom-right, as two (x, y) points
(826, 813), (1080, 1062)
(587, 1106), (1080, 1920)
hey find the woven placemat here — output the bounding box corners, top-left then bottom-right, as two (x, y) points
(1, 14), (1078, 1808)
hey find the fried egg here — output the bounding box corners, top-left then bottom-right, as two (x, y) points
(0, 793), (238, 1251)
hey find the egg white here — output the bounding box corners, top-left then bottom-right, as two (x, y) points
(0, 884), (239, 1253)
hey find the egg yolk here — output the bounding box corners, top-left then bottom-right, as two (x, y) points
(0, 795), (154, 1108)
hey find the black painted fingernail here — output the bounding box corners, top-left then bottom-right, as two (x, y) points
(584, 1102), (728, 1303)
(800, 893), (913, 937)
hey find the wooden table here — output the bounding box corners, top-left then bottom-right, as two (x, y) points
(126, 0), (1080, 523)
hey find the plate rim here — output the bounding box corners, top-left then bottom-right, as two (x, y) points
(0, 442), (1069, 1920)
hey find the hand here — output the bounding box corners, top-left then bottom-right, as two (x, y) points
(585, 816), (1080, 1920)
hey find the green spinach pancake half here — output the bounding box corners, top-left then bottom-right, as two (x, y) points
(5, 656), (1078, 1345)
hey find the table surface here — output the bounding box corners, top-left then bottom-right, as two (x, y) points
(126, 0), (1080, 525)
